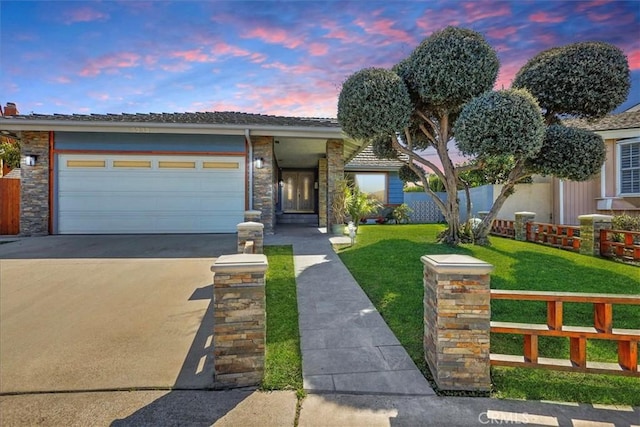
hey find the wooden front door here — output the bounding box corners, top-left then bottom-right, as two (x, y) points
(282, 171), (315, 212)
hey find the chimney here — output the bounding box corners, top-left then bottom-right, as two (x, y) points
(2, 102), (18, 116)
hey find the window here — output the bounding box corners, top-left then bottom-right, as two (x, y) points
(353, 173), (387, 203)
(618, 139), (640, 195)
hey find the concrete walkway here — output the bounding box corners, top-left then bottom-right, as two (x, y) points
(266, 226), (434, 396)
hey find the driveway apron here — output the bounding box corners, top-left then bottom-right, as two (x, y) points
(0, 234), (236, 393)
(267, 226), (434, 395)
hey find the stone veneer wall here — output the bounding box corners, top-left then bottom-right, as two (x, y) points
(579, 214), (613, 257)
(20, 131), (50, 236)
(326, 139), (344, 225)
(318, 158), (328, 227)
(211, 254), (268, 389)
(422, 254), (493, 392)
(514, 211), (535, 241)
(237, 221), (264, 254)
(252, 136), (274, 234)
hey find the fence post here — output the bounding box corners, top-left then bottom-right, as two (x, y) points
(514, 211), (535, 241)
(422, 254), (494, 392)
(237, 221), (264, 254)
(244, 210), (262, 223)
(211, 253), (268, 389)
(578, 214), (613, 257)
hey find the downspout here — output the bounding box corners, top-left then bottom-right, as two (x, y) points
(246, 129), (253, 210)
(558, 179), (564, 225)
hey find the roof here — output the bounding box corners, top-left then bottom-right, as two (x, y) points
(565, 110), (640, 132)
(0, 111), (340, 128)
(346, 145), (404, 171)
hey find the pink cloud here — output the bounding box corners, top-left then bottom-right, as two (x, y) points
(212, 42), (251, 57)
(63, 7), (109, 24)
(462, 2), (512, 23)
(53, 76), (71, 84)
(171, 49), (211, 63)
(79, 52), (141, 77)
(355, 16), (416, 45)
(486, 26), (518, 40)
(262, 62), (318, 75)
(529, 12), (565, 24)
(575, 0), (613, 13)
(321, 20), (351, 40)
(309, 43), (329, 56)
(628, 49), (640, 70)
(244, 26), (303, 49)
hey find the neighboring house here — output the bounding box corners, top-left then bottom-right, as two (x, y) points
(555, 110), (640, 224)
(344, 145), (404, 206)
(0, 107), (369, 235)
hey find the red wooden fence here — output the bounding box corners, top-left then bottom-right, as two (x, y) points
(0, 178), (20, 235)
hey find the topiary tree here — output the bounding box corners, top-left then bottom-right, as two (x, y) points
(337, 26), (630, 245)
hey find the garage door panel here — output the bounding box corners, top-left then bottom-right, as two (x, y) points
(57, 154), (246, 234)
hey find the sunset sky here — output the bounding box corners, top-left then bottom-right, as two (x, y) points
(1, 1), (639, 118)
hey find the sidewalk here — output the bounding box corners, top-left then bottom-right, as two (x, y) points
(266, 225), (434, 395)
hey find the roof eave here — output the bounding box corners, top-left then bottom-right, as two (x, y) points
(0, 118), (345, 139)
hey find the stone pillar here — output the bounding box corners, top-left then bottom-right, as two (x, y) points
(318, 158), (328, 227)
(252, 136), (274, 234)
(514, 211), (535, 242)
(237, 221), (264, 254)
(326, 139), (344, 226)
(20, 131), (49, 236)
(579, 214), (613, 257)
(422, 254), (493, 392)
(211, 254), (268, 389)
(244, 210), (261, 223)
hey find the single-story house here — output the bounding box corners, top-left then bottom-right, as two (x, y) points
(0, 107), (371, 235)
(556, 109), (640, 224)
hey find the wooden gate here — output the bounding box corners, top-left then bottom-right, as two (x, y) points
(0, 178), (20, 235)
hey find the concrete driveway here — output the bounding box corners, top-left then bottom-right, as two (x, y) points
(0, 234), (237, 393)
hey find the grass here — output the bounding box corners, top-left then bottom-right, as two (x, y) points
(336, 224), (640, 405)
(262, 245), (303, 393)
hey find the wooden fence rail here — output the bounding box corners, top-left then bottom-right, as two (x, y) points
(490, 219), (515, 238)
(600, 229), (640, 263)
(526, 222), (581, 252)
(490, 290), (640, 377)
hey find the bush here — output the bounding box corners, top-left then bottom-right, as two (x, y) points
(393, 204), (413, 224)
(612, 214), (640, 232)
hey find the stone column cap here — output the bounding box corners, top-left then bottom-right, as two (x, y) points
(244, 210), (262, 215)
(578, 214), (613, 221)
(515, 211), (536, 216)
(211, 254), (268, 273)
(237, 221), (264, 230)
(421, 254), (494, 275)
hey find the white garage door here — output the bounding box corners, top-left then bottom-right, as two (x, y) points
(57, 154), (245, 234)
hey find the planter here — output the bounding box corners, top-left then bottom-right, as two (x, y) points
(331, 224), (345, 235)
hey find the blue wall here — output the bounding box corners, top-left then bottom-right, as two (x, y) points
(54, 132), (245, 153)
(388, 171), (404, 204)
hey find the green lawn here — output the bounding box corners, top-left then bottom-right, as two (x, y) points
(336, 224), (640, 405)
(262, 245), (303, 393)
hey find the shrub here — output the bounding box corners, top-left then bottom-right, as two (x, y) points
(393, 204), (413, 224)
(612, 214), (640, 232)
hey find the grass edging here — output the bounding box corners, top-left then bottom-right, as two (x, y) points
(262, 245), (303, 393)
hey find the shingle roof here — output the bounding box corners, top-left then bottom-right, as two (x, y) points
(0, 111), (340, 128)
(346, 145), (404, 170)
(564, 111), (640, 132)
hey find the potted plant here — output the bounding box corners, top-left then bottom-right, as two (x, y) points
(330, 179), (350, 235)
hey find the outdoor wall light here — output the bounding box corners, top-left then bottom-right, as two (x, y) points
(255, 157), (264, 169)
(24, 154), (37, 166)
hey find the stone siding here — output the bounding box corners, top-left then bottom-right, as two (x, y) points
(237, 221), (264, 254)
(211, 254), (268, 389)
(252, 137), (275, 234)
(422, 254), (493, 392)
(326, 139), (344, 225)
(579, 214), (613, 257)
(20, 131), (49, 236)
(318, 158), (328, 227)
(514, 211), (535, 241)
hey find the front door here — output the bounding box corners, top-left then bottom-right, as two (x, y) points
(282, 171), (315, 212)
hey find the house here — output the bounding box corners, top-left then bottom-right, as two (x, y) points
(344, 145), (404, 206)
(555, 110), (640, 224)
(0, 105), (370, 235)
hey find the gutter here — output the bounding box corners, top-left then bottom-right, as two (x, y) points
(246, 129), (254, 210)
